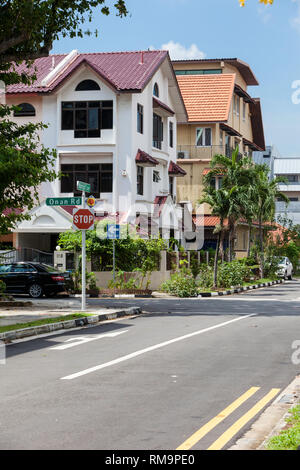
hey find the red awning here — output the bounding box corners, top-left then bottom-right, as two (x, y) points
(169, 160), (186, 177)
(153, 97), (175, 117)
(135, 149), (159, 167)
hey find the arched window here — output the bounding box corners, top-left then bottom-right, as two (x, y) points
(153, 83), (159, 98)
(13, 103), (36, 117)
(75, 80), (100, 91)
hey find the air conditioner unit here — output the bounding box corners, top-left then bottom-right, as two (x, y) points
(177, 151), (189, 159)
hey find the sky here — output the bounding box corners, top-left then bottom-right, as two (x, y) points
(51, 0), (300, 157)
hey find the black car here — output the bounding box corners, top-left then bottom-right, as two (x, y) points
(0, 262), (67, 298)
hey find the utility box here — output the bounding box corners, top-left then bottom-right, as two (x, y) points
(54, 251), (74, 271)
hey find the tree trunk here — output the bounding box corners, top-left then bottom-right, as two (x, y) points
(213, 231), (221, 288)
(259, 217), (264, 278)
(247, 224), (252, 258)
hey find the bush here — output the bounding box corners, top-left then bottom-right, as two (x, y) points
(0, 279), (6, 297)
(197, 264), (214, 289)
(161, 262), (198, 297)
(217, 260), (251, 288)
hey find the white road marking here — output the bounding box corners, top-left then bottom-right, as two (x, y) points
(50, 330), (128, 350)
(61, 314), (256, 380)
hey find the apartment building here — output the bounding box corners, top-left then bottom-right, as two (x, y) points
(172, 58), (266, 256)
(4, 50), (188, 252)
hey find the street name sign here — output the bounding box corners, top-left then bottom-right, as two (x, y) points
(77, 181), (91, 193)
(46, 197), (82, 206)
(73, 208), (94, 231)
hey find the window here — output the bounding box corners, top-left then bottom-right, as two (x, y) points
(169, 121), (174, 148)
(219, 130), (223, 146)
(236, 96), (240, 116)
(243, 102), (246, 121)
(196, 127), (212, 147)
(13, 103), (36, 117)
(75, 80), (100, 91)
(61, 163), (113, 197)
(61, 101), (113, 137)
(137, 104), (143, 134)
(153, 83), (159, 97)
(153, 170), (160, 183)
(11, 264), (37, 273)
(289, 197), (299, 202)
(175, 69), (222, 76)
(169, 176), (174, 196)
(137, 166), (144, 195)
(278, 174), (299, 183)
(153, 113), (163, 149)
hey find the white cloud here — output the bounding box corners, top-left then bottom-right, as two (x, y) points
(150, 41), (206, 60)
(290, 0), (300, 32)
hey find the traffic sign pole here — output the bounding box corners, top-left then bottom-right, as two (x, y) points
(113, 238), (116, 283)
(81, 191), (86, 311)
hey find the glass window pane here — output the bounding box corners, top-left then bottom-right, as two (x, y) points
(88, 172), (98, 193)
(88, 108), (99, 130)
(196, 128), (203, 146)
(100, 172), (113, 192)
(205, 128), (212, 146)
(62, 102), (74, 109)
(102, 101), (113, 108)
(101, 109), (113, 129)
(88, 101), (100, 108)
(61, 110), (74, 130)
(75, 102), (87, 108)
(75, 110), (87, 129)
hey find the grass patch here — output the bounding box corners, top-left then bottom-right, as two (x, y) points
(0, 313), (93, 333)
(265, 405), (300, 450)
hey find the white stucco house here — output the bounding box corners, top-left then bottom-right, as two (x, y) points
(5, 49), (189, 252)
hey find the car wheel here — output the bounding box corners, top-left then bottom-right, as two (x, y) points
(28, 283), (43, 298)
(288, 273), (293, 280)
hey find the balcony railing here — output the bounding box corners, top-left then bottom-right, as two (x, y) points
(276, 201), (300, 213)
(177, 145), (242, 160)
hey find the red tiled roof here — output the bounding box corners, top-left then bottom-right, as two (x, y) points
(202, 168), (224, 176)
(176, 73), (235, 122)
(169, 160), (186, 176)
(193, 215), (227, 227)
(6, 50), (169, 94)
(153, 97), (175, 116)
(136, 149), (159, 167)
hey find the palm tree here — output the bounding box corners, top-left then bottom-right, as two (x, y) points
(207, 148), (254, 261)
(251, 164), (289, 278)
(200, 187), (231, 287)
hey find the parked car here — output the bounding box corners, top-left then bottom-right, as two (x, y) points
(276, 257), (293, 280)
(0, 262), (68, 298)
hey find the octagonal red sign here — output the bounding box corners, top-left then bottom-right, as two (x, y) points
(73, 208), (94, 230)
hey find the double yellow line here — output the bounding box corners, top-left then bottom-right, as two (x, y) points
(177, 387), (280, 451)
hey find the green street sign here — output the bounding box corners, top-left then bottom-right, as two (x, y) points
(77, 181), (91, 192)
(46, 197), (82, 206)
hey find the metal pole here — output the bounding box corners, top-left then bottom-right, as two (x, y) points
(81, 191), (86, 311)
(113, 238), (116, 283)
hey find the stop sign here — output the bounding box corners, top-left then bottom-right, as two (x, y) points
(73, 208), (94, 230)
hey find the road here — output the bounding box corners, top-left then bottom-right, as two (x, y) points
(0, 280), (300, 450)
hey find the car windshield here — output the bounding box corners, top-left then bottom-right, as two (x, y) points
(0, 264), (12, 272)
(277, 258), (286, 264)
(39, 264), (60, 273)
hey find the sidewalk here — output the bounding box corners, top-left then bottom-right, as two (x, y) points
(0, 297), (142, 341)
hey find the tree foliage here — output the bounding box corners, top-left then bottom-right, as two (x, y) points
(0, 0), (128, 85)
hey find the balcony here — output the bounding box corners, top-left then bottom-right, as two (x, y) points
(177, 145), (238, 160)
(276, 201), (300, 213)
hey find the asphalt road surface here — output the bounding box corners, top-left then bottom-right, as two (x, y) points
(1, 280), (300, 450)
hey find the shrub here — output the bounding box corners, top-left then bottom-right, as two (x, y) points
(0, 279), (6, 298)
(197, 264), (214, 289)
(217, 260), (251, 288)
(161, 262), (198, 297)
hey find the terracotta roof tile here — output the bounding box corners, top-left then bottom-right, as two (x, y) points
(176, 74), (235, 123)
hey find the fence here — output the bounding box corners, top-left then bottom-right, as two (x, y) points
(0, 248), (54, 265)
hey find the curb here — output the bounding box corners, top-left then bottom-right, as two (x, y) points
(229, 375), (300, 450)
(198, 279), (284, 298)
(0, 307), (142, 342)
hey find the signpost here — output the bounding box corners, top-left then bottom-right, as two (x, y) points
(107, 224), (120, 282)
(46, 197), (82, 206)
(74, 181), (94, 311)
